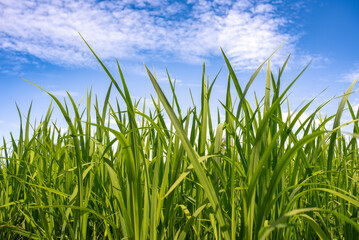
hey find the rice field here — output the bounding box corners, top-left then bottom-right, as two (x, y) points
(1, 38), (359, 239)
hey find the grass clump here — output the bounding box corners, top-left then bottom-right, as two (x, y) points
(1, 39), (359, 239)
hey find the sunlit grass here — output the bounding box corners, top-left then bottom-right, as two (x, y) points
(1, 38), (359, 239)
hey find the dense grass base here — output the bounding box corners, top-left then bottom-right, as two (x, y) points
(1, 40), (359, 239)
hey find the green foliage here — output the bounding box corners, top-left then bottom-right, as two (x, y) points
(1, 39), (359, 239)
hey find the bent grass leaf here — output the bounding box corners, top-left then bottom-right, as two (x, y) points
(145, 66), (231, 240)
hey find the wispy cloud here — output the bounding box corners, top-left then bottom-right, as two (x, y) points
(0, 50), (41, 75)
(50, 90), (79, 97)
(1, 0), (300, 69)
(341, 67), (359, 83)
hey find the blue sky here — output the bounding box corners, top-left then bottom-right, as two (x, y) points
(1, 0), (359, 138)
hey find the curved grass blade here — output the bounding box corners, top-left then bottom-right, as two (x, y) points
(145, 65), (231, 239)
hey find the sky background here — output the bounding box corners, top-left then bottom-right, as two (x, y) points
(1, 0), (359, 139)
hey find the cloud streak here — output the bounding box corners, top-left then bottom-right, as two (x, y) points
(50, 90), (79, 97)
(341, 67), (359, 83)
(1, 0), (298, 69)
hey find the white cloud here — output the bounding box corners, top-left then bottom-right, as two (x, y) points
(251, 3), (275, 14)
(292, 53), (330, 69)
(0, 0), (300, 69)
(218, 2), (294, 69)
(50, 90), (79, 97)
(341, 68), (359, 83)
(152, 69), (172, 82)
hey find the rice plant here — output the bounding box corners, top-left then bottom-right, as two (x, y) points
(1, 37), (359, 239)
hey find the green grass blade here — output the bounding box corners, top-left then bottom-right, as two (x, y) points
(145, 65), (231, 239)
